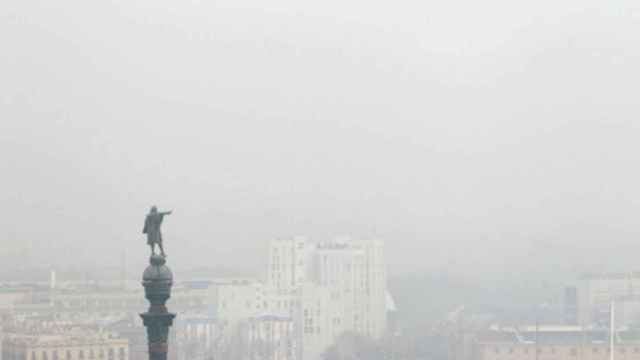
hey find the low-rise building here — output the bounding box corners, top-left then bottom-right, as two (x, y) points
(176, 315), (223, 360)
(2, 330), (128, 360)
(246, 315), (296, 360)
(474, 326), (640, 360)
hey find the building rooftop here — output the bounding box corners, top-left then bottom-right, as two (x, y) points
(579, 272), (640, 280)
(477, 327), (640, 345)
(3, 330), (127, 348)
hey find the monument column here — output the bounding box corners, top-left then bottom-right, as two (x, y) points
(141, 255), (176, 360)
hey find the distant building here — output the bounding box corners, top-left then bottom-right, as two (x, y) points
(207, 279), (262, 326)
(577, 272), (640, 326)
(0, 287), (33, 311)
(473, 326), (640, 360)
(1, 330), (128, 360)
(268, 237), (388, 360)
(246, 315), (296, 360)
(181, 316), (220, 351)
(311, 239), (387, 339)
(19, 287), (210, 317)
(293, 283), (342, 360)
(267, 237), (313, 291)
(106, 319), (149, 360)
(564, 286), (578, 325)
(176, 315), (223, 360)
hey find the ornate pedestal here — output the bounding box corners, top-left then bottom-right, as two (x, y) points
(141, 255), (176, 360)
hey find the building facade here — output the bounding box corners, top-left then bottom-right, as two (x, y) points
(473, 326), (640, 360)
(576, 273), (640, 326)
(267, 237), (388, 360)
(246, 315), (296, 360)
(2, 332), (128, 360)
(267, 237), (313, 292)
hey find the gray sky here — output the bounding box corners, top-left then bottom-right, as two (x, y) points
(2, 0), (640, 276)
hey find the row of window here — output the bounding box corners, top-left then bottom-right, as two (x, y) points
(29, 347), (126, 360)
(492, 347), (640, 356)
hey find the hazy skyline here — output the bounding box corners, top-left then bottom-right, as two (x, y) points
(2, 0), (640, 275)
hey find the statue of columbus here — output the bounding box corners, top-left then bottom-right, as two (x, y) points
(142, 205), (172, 257)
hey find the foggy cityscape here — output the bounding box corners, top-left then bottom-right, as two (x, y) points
(2, 0), (640, 359)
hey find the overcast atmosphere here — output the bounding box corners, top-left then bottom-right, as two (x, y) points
(3, 0), (640, 277)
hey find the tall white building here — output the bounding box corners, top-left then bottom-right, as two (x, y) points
(268, 237), (388, 360)
(267, 237), (313, 292)
(293, 284), (344, 360)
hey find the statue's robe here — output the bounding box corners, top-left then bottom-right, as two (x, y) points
(143, 213), (165, 245)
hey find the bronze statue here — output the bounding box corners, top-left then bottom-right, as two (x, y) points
(143, 206), (172, 257)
